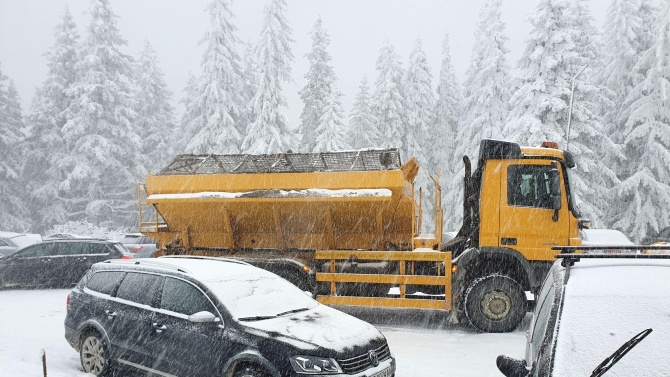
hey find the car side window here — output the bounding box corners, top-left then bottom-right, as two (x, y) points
(0, 239), (9, 247)
(116, 272), (163, 307)
(56, 242), (85, 256)
(160, 277), (215, 316)
(86, 271), (125, 296)
(19, 244), (53, 258)
(660, 227), (670, 239)
(508, 165), (555, 209)
(87, 244), (110, 255)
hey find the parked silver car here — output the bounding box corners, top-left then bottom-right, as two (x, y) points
(120, 233), (158, 258)
(0, 232), (42, 257)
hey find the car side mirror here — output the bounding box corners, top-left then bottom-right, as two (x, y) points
(188, 311), (220, 323)
(496, 355), (528, 377)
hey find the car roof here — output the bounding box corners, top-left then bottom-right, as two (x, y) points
(99, 256), (274, 282)
(580, 229), (633, 245)
(551, 258), (670, 375)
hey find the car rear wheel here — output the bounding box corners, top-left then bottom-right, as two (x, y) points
(80, 332), (113, 376)
(464, 274), (526, 333)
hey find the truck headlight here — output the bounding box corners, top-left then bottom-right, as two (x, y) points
(289, 355), (343, 374)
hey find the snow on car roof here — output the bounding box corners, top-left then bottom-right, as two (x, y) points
(581, 229), (634, 246)
(552, 259), (670, 376)
(113, 256), (268, 280)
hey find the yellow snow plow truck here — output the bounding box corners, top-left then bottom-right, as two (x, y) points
(138, 139), (586, 332)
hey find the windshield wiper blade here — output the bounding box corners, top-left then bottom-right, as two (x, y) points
(237, 315), (276, 322)
(590, 328), (653, 377)
(275, 307), (310, 317)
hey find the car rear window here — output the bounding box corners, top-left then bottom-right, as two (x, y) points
(86, 271), (125, 296)
(116, 272), (163, 307)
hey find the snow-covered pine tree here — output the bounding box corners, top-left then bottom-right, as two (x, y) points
(178, 73), (200, 154)
(505, 0), (618, 227)
(434, 34), (464, 231)
(348, 76), (380, 149)
(21, 7), (79, 232)
(600, 0), (658, 143)
(300, 17), (337, 152)
(238, 41), (259, 138)
(184, 0), (243, 155)
(61, 0), (146, 229)
(133, 41), (177, 172)
(403, 38), (435, 231)
(0, 65), (29, 231)
(612, 2), (670, 242)
(459, 0), (511, 156)
(242, 0), (298, 154)
(403, 38), (433, 168)
(372, 40), (405, 152)
(313, 90), (350, 152)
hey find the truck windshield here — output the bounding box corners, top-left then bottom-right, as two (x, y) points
(203, 275), (318, 321)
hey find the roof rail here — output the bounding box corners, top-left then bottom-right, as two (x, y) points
(104, 259), (193, 274)
(555, 253), (670, 267)
(553, 245), (670, 254)
(158, 255), (251, 266)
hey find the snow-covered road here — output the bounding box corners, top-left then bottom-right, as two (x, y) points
(0, 289), (526, 376)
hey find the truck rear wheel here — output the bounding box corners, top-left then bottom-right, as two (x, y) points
(464, 274), (525, 333)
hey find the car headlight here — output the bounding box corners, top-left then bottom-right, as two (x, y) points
(289, 355), (343, 374)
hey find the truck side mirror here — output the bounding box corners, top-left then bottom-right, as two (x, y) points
(549, 168), (561, 211)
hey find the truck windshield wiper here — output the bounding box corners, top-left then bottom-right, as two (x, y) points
(275, 307), (310, 317)
(590, 328), (653, 377)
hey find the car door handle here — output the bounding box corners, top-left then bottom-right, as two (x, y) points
(152, 323), (167, 333)
(105, 310), (117, 319)
(78, 257), (87, 261)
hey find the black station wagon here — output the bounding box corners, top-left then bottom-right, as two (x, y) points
(64, 256), (395, 377)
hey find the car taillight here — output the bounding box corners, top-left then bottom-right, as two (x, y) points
(121, 255), (131, 260)
(67, 293), (71, 311)
(131, 246), (142, 253)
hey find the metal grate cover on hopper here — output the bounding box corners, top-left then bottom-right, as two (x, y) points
(157, 149), (402, 175)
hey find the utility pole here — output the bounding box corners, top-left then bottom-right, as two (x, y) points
(565, 65), (588, 151)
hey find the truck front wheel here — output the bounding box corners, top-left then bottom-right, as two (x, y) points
(464, 274), (526, 333)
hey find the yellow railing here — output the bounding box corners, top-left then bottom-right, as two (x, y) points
(315, 250), (452, 311)
(137, 183), (167, 233)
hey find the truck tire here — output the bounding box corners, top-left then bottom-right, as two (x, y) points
(464, 274), (526, 333)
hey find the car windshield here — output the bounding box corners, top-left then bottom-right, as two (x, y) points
(202, 274), (318, 321)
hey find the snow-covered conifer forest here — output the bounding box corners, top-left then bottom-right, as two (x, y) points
(1, 0), (669, 243)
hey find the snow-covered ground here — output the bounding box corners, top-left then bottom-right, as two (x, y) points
(0, 289), (527, 376)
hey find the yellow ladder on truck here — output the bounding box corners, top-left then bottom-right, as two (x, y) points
(137, 183), (167, 234)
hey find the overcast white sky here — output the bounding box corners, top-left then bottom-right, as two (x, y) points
(0, 0), (608, 127)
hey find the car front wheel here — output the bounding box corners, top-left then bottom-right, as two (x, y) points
(234, 364), (270, 377)
(80, 332), (113, 376)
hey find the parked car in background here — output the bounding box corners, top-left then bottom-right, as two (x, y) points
(641, 225), (670, 245)
(120, 233), (158, 258)
(580, 228), (634, 253)
(497, 254), (670, 377)
(0, 232), (42, 257)
(0, 239), (130, 289)
(65, 256), (395, 377)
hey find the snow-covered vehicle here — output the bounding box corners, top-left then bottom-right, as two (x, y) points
(497, 253), (670, 376)
(120, 232), (158, 258)
(65, 256), (395, 377)
(0, 231), (42, 257)
(138, 139), (589, 332)
(580, 228), (634, 253)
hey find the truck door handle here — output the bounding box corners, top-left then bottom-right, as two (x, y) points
(105, 310), (117, 319)
(501, 238), (517, 246)
(152, 323), (167, 333)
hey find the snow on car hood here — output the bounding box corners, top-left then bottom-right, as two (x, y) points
(239, 304), (384, 353)
(552, 260), (670, 376)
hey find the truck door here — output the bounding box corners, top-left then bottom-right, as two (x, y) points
(498, 161), (569, 261)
